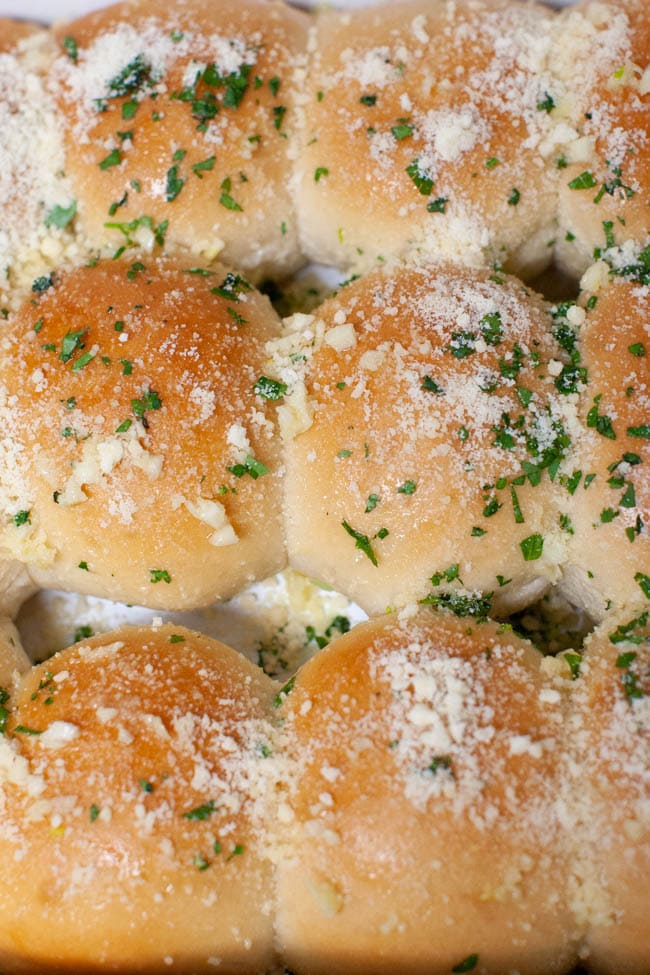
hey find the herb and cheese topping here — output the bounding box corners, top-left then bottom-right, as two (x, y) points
(0, 257), (286, 609)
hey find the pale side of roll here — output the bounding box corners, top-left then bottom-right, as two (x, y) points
(554, 0), (650, 278)
(564, 606), (650, 974)
(561, 269), (649, 620)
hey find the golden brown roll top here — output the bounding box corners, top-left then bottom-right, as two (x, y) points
(50, 0), (309, 280)
(0, 256), (286, 610)
(274, 608), (577, 975)
(566, 607), (650, 975)
(0, 623), (279, 974)
(0, 18), (41, 53)
(293, 0), (561, 280)
(555, 0), (650, 278)
(562, 272), (649, 620)
(280, 262), (576, 618)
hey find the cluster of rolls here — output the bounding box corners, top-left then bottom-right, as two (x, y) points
(1, 0), (650, 292)
(0, 241), (647, 626)
(0, 0), (648, 973)
(0, 610), (647, 974)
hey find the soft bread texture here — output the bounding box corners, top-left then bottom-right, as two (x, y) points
(275, 609), (577, 975)
(562, 274), (650, 620)
(0, 22), (75, 307)
(0, 257), (286, 610)
(0, 1), (647, 972)
(567, 608), (650, 975)
(294, 0), (560, 280)
(0, 623), (278, 974)
(50, 0), (308, 280)
(555, 0), (650, 278)
(282, 262), (573, 617)
(2, 0), (650, 290)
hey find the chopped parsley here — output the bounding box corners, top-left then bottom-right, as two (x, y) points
(219, 176), (243, 211)
(636, 572), (650, 600)
(341, 520), (379, 566)
(397, 480), (416, 495)
(406, 158), (434, 196)
(564, 652), (582, 680)
(165, 165), (185, 202)
(568, 171), (597, 190)
(520, 533), (544, 561)
(628, 425), (650, 439)
(253, 376), (287, 400)
(587, 395), (616, 439)
(193, 156), (215, 177)
(227, 455), (269, 479)
(12, 510), (30, 527)
(183, 800), (217, 821)
(45, 201), (77, 230)
(150, 569), (171, 584)
(62, 35), (78, 61)
(536, 92), (555, 113)
(421, 375), (444, 394)
(427, 197), (447, 213)
(132, 389), (162, 428)
(99, 148), (122, 170)
(32, 274), (54, 294)
(421, 590), (493, 620)
(391, 122), (413, 140)
(273, 675), (296, 708)
(210, 272), (251, 302)
(452, 954), (479, 972)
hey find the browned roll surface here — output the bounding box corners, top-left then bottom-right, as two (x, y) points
(0, 18), (40, 52)
(50, 0), (308, 279)
(0, 256), (286, 609)
(0, 623), (278, 974)
(280, 262), (575, 617)
(274, 608), (577, 975)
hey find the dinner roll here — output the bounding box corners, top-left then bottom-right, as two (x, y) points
(561, 270), (649, 621)
(554, 0), (650, 278)
(0, 22), (77, 305)
(280, 262), (574, 618)
(566, 607), (650, 974)
(0, 256), (286, 610)
(50, 0), (308, 280)
(0, 623), (278, 974)
(275, 608), (577, 975)
(294, 0), (561, 279)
